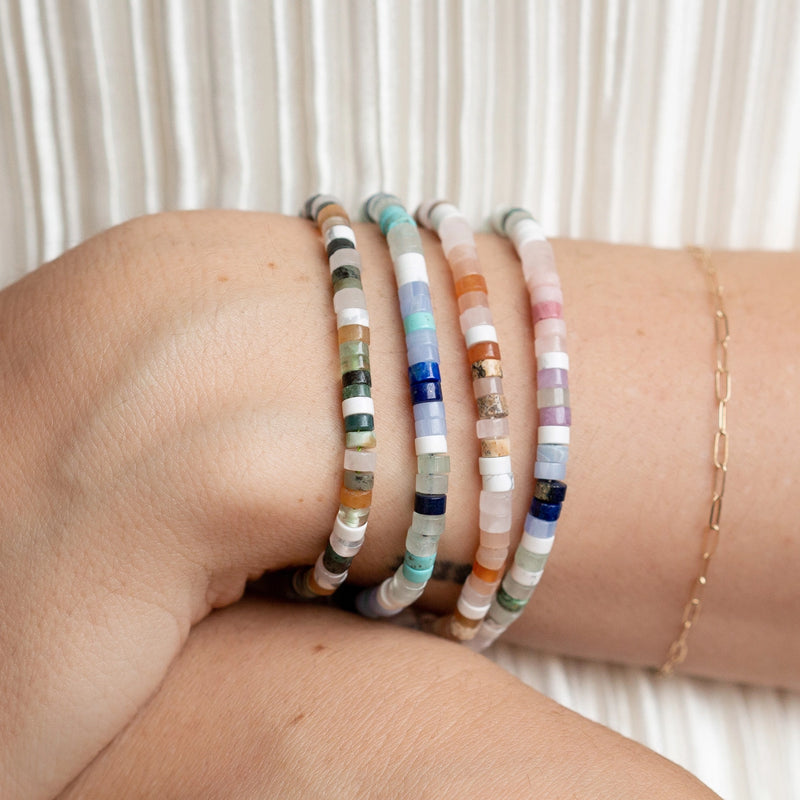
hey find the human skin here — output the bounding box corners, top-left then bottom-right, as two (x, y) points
(60, 601), (720, 799)
(0, 211), (797, 797)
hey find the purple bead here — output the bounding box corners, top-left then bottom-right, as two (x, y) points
(414, 417), (447, 437)
(413, 401), (446, 421)
(537, 368), (569, 389)
(538, 406), (571, 426)
(399, 281), (433, 318)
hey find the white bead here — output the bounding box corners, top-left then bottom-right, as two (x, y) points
(457, 594), (492, 620)
(482, 473), (514, 492)
(324, 224), (356, 247)
(538, 425), (570, 445)
(341, 396), (375, 417)
(520, 532), (555, 555)
(478, 455), (512, 475)
(510, 217), (545, 248)
(337, 307), (370, 328)
(415, 434), (448, 455)
(394, 252), (429, 286)
(464, 324), (498, 348)
(536, 351), (569, 371)
(509, 562), (544, 588)
(329, 533), (364, 557)
(430, 202), (460, 229)
(333, 515), (368, 543)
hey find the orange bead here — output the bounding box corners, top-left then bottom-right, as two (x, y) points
(339, 486), (372, 509)
(338, 324), (370, 345)
(468, 340), (502, 362)
(454, 273), (488, 297)
(472, 560), (502, 583)
(317, 203), (348, 225)
(308, 572), (336, 597)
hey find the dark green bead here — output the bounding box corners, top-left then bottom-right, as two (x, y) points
(496, 587), (527, 613)
(322, 544), (353, 575)
(344, 413), (374, 432)
(342, 382), (372, 400)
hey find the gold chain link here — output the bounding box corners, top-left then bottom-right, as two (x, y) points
(658, 247), (730, 677)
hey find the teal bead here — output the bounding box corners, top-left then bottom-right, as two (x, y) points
(403, 559), (435, 583)
(403, 311), (436, 334)
(404, 551), (436, 572)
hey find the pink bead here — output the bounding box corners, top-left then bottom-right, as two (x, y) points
(534, 333), (568, 357)
(457, 290), (489, 314)
(538, 406), (571, 426)
(479, 530), (511, 549)
(440, 216), (475, 255)
(476, 417), (510, 438)
(530, 285), (564, 305)
(449, 246), (480, 280)
(475, 544), (508, 570)
(535, 318), (567, 338)
(531, 301), (563, 324)
(473, 376), (504, 399)
(537, 368), (569, 388)
(519, 239), (554, 268)
(526, 269), (561, 289)
(460, 305), (494, 335)
(465, 572), (501, 596)
(479, 489), (513, 513)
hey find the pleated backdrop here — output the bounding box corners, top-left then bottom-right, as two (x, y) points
(1, 1), (799, 798)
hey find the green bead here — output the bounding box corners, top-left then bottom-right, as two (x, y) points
(342, 382), (372, 399)
(340, 353), (370, 373)
(417, 453), (451, 475)
(344, 413), (374, 432)
(345, 430), (376, 450)
(514, 548), (549, 573)
(332, 276), (363, 293)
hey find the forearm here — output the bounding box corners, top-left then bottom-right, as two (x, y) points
(252, 217), (799, 687)
(60, 600), (720, 799)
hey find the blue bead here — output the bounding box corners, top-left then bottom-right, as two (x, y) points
(413, 401), (445, 421)
(530, 498), (562, 522)
(414, 493), (447, 515)
(408, 361), (441, 384)
(534, 479), (567, 504)
(523, 514), (558, 539)
(414, 417), (447, 438)
(410, 380), (442, 404)
(407, 344), (440, 366)
(398, 281), (433, 318)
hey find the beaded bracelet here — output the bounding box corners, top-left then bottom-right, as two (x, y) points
(416, 200), (514, 641)
(295, 194), (377, 598)
(470, 207), (570, 651)
(356, 193), (451, 617)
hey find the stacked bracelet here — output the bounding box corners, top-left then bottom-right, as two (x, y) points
(471, 208), (570, 651)
(416, 200), (514, 641)
(356, 193), (450, 617)
(296, 195), (376, 598)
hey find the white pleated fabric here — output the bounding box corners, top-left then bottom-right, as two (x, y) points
(1, 2), (798, 798)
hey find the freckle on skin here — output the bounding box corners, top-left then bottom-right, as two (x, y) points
(218, 275), (229, 282)
(316, 494), (324, 503)
(289, 712), (305, 725)
(312, 644), (326, 653)
(636, 328), (646, 336)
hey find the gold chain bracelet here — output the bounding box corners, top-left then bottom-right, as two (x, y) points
(659, 248), (730, 677)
